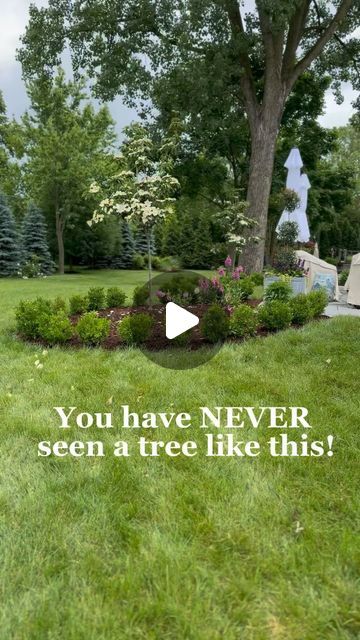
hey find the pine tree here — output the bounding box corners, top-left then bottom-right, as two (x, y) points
(162, 214), (181, 257)
(119, 219), (135, 268)
(21, 203), (54, 274)
(135, 226), (156, 255)
(0, 194), (20, 277)
(111, 219), (125, 269)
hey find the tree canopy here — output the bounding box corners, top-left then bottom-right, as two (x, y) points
(18, 0), (360, 269)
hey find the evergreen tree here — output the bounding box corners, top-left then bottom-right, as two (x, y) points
(21, 203), (54, 274)
(135, 226), (156, 255)
(162, 214), (181, 256)
(0, 194), (20, 277)
(119, 219), (135, 268)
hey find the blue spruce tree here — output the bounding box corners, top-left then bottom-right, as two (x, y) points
(21, 203), (54, 274)
(0, 194), (20, 277)
(119, 219), (135, 268)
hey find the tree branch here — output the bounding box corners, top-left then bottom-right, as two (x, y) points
(224, 0), (259, 129)
(282, 0), (311, 80)
(290, 0), (355, 87)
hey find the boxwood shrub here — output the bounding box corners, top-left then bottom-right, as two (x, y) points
(258, 301), (293, 330)
(229, 304), (258, 338)
(200, 304), (229, 343)
(290, 294), (311, 325)
(69, 295), (88, 315)
(106, 287), (126, 308)
(118, 313), (154, 345)
(307, 289), (328, 318)
(264, 280), (292, 303)
(76, 311), (110, 345)
(38, 312), (73, 344)
(87, 287), (106, 311)
(15, 298), (53, 339)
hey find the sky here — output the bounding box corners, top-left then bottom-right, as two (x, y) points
(0, 0), (358, 138)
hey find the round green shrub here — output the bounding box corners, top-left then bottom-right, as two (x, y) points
(339, 270), (349, 286)
(106, 287), (126, 308)
(87, 287), (105, 311)
(52, 296), (68, 314)
(15, 297), (53, 339)
(258, 301), (293, 330)
(38, 312), (73, 344)
(229, 304), (258, 338)
(133, 285), (149, 306)
(290, 294), (311, 325)
(69, 294), (88, 315)
(133, 254), (145, 269)
(118, 313), (154, 345)
(307, 289), (328, 318)
(224, 276), (255, 306)
(200, 304), (229, 343)
(76, 311), (110, 345)
(264, 279), (292, 303)
(250, 272), (264, 286)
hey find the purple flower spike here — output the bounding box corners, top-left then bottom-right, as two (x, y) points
(224, 255), (232, 267)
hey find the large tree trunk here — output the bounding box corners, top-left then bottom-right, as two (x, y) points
(56, 210), (65, 275)
(242, 119), (279, 272)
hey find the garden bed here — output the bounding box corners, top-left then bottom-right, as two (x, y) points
(19, 300), (328, 351)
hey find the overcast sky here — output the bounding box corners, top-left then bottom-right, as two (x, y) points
(1, 0), (358, 138)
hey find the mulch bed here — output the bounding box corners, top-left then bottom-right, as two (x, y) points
(20, 299), (328, 351)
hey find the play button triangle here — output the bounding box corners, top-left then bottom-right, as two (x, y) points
(166, 302), (199, 340)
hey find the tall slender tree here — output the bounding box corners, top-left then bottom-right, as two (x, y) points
(22, 70), (116, 274)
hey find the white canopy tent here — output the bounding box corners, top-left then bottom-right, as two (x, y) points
(276, 148), (311, 243)
(296, 250), (339, 301)
(345, 253), (360, 307)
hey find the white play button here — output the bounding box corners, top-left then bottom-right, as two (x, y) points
(166, 302), (199, 339)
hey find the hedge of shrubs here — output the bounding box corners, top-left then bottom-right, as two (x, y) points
(14, 285), (329, 348)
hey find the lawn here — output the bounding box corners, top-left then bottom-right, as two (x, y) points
(0, 271), (359, 640)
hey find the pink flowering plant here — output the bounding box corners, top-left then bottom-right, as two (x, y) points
(197, 257), (255, 306)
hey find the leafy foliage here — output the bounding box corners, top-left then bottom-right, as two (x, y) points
(118, 313), (154, 345)
(69, 295), (88, 315)
(200, 305), (229, 343)
(87, 287), (106, 311)
(229, 305), (258, 339)
(290, 294), (312, 325)
(38, 312), (72, 343)
(264, 280), (293, 303)
(76, 312), (110, 345)
(106, 287), (126, 308)
(258, 301), (293, 331)
(307, 289), (329, 318)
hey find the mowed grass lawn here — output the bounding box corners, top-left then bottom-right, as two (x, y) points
(0, 270), (359, 640)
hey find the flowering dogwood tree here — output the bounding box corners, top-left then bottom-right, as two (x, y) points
(217, 193), (258, 268)
(88, 123), (180, 297)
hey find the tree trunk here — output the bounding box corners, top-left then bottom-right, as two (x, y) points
(242, 120), (279, 272)
(146, 229), (152, 305)
(56, 210), (65, 275)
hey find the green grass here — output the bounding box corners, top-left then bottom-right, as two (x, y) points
(0, 271), (359, 639)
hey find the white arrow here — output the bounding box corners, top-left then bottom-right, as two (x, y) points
(166, 302), (199, 340)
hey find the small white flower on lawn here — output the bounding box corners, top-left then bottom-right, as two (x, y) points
(107, 396), (113, 405)
(295, 521), (304, 534)
(42, 350), (48, 357)
(35, 360), (40, 366)
(36, 363), (44, 370)
(325, 358), (331, 364)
